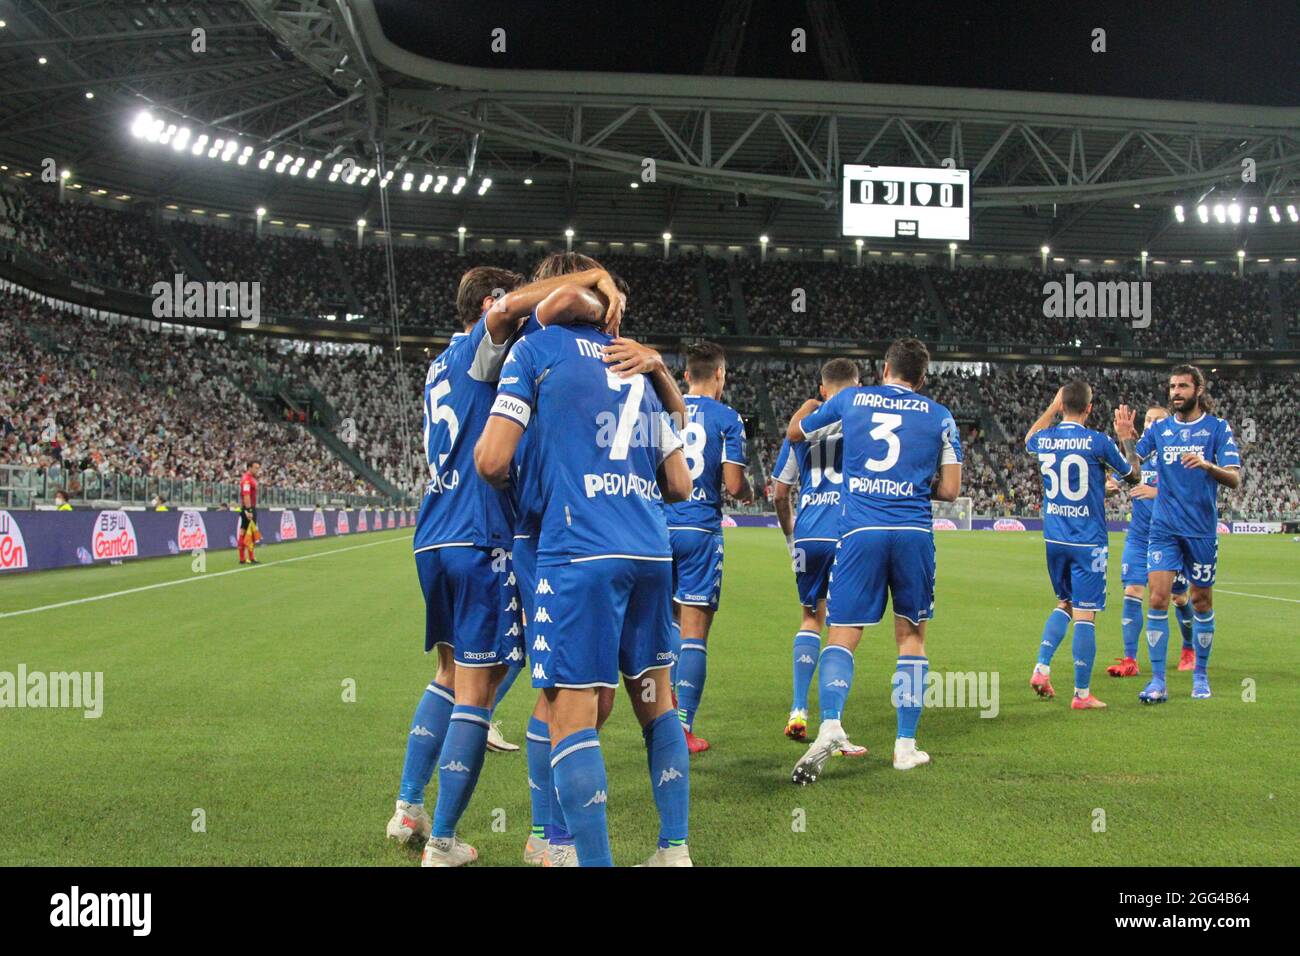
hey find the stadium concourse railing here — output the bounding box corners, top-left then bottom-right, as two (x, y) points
(0, 463), (397, 511)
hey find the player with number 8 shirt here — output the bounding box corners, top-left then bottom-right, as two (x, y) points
(664, 342), (752, 754)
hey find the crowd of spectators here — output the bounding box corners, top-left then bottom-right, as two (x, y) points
(0, 288), (371, 500)
(173, 221), (349, 321)
(736, 258), (932, 339)
(1, 183), (180, 292)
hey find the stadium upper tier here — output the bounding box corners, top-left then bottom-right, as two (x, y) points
(3, 277), (1295, 520)
(1, 183), (1295, 352)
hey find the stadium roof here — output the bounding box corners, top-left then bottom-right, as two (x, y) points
(0, 0), (1297, 258)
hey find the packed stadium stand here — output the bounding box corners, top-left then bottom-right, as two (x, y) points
(1, 181), (1296, 520)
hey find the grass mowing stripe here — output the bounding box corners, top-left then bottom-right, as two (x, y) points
(0, 532), (409, 619)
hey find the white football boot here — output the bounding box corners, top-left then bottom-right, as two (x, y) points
(486, 720), (520, 753)
(791, 720), (851, 785)
(420, 835), (479, 867)
(639, 845), (693, 867)
(523, 834), (549, 865)
(893, 737), (931, 771)
(544, 842), (579, 867)
(385, 800), (431, 844)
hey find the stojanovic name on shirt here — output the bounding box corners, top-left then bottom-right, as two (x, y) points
(50, 886), (151, 936)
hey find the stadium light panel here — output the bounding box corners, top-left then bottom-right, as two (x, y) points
(38, 56), (48, 66)
(564, 228), (574, 238)
(130, 111), (152, 138)
(237, 154), (248, 166)
(1196, 204), (1209, 223)
(663, 232), (672, 241)
(434, 175), (448, 193)
(1288, 205), (1299, 223)
(1213, 204), (1226, 223)
(1268, 205), (1281, 223)
(85, 91), (94, 100)
(1228, 203), (1241, 224)
(452, 176), (466, 195)
(523, 178), (533, 185)
(1174, 204), (1185, 222)
(1248, 206), (1258, 224)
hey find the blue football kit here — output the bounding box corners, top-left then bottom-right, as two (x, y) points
(772, 431), (843, 609)
(412, 315), (521, 666)
(1025, 421), (1132, 611)
(799, 383), (962, 627)
(664, 394), (748, 611)
(1121, 461), (1188, 593)
(1136, 413), (1240, 587)
(492, 324), (683, 689)
(1133, 411), (1239, 696)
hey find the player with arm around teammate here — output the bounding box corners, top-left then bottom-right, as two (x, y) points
(1114, 365), (1241, 703)
(386, 262), (625, 867)
(786, 338), (962, 783)
(1024, 379), (1139, 709)
(770, 357), (866, 757)
(475, 297), (694, 867)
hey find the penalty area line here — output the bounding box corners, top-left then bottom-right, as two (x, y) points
(0, 535), (410, 620)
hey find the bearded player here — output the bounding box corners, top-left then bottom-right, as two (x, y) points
(1115, 365), (1241, 703)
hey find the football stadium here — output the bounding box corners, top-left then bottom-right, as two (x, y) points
(0, 0), (1296, 912)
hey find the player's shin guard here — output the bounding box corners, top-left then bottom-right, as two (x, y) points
(676, 640), (707, 730)
(791, 631), (821, 713)
(525, 716), (551, 841)
(1037, 607), (1071, 667)
(642, 710), (689, 848)
(492, 660), (522, 715)
(892, 656), (928, 740)
(551, 729), (612, 867)
(1192, 611), (1214, 674)
(1072, 620), (1097, 696)
(430, 705), (491, 838)
(1121, 596), (1143, 659)
(817, 645), (854, 721)
(1146, 610), (1171, 682)
(398, 681), (455, 804)
(1176, 601), (1195, 649)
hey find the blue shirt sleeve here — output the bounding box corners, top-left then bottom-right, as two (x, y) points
(1215, 419), (1242, 467)
(1100, 433), (1133, 478)
(772, 438), (798, 485)
(940, 412), (964, 465)
(723, 409), (748, 466)
(798, 390), (846, 441)
(1135, 420), (1156, 459)
(491, 336), (541, 429)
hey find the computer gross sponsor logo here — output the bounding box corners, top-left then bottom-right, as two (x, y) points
(278, 510), (298, 541)
(311, 511), (327, 538)
(994, 518), (1027, 532)
(336, 510), (350, 534)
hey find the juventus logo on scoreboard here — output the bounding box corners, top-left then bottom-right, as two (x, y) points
(841, 164), (971, 241)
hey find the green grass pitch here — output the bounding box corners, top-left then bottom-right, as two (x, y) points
(1, 527), (1296, 866)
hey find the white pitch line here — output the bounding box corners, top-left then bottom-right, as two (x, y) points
(0, 534), (409, 620)
(1215, 588), (1300, 605)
